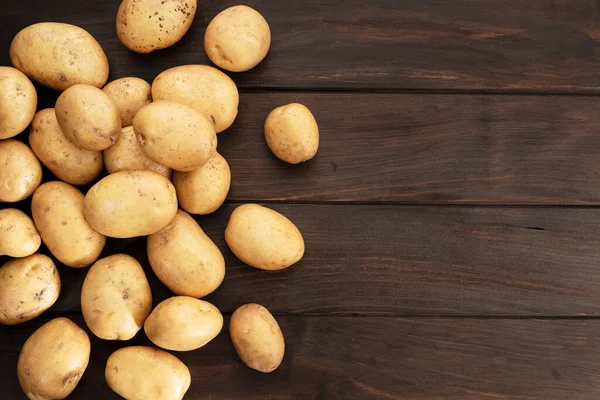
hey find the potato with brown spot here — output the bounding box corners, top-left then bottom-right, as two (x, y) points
(0, 66), (37, 139)
(103, 77), (152, 126)
(265, 103), (319, 164)
(0, 140), (42, 203)
(0, 208), (41, 258)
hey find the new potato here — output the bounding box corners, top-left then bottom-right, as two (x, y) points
(0, 140), (42, 203)
(0, 208), (41, 258)
(0, 66), (37, 139)
(103, 77), (152, 126)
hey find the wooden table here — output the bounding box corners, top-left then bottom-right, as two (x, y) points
(3, 1), (600, 398)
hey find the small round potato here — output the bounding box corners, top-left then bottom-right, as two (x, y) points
(104, 126), (172, 178)
(133, 100), (217, 171)
(117, 0), (197, 54)
(18, 318), (90, 400)
(0, 254), (60, 325)
(230, 303), (285, 373)
(81, 254), (152, 341)
(29, 109), (104, 185)
(106, 346), (191, 400)
(84, 171), (178, 238)
(173, 152), (230, 215)
(0, 66), (37, 139)
(225, 204), (304, 270)
(204, 5), (271, 72)
(148, 209), (225, 298)
(10, 22), (109, 91)
(152, 65), (239, 133)
(0, 140), (42, 203)
(265, 103), (319, 164)
(103, 77), (152, 126)
(55, 84), (122, 151)
(32, 182), (106, 268)
(0, 208), (41, 258)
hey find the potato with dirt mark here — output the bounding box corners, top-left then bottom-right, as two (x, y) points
(0, 208), (41, 258)
(103, 77), (152, 126)
(0, 140), (42, 203)
(0, 66), (37, 139)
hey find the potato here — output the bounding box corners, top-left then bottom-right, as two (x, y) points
(152, 65), (238, 133)
(265, 103), (319, 164)
(225, 204), (304, 270)
(32, 182), (106, 268)
(10, 22), (109, 91)
(230, 303), (285, 373)
(81, 254), (152, 340)
(0, 208), (41, 258)
(0, 140), (42, 203)
(104, 126), (171, 178)
(0, 254), (60, 325)
(29, 109), (103, 185)
(55, 84), (122, 151)
(145, 296), (222, 351)
(204, 5), (271, 72)
(133, 100), (217, 171)
(0, 66), (37, 139)
(18, 318), (90, 400)
(148, 209), (225, 298)
(106, 346), (191, 400)
(103, 77), (152, 126)
(173, 152), (230, 215)
(84, 171), (178, 238)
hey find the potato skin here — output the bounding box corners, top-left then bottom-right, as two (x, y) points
(0, 254), (60, 325)
(230, 303), (285, 373)
(0, 140), (42, 203)
(10, 22), (109, 91)
(225, 204), (304, 270)
(0, 208), (41, 258)
(103, 77), (152, 126)
(106, 346), (191, 400)
(0, 66), (37, 139)
(32, 182), (106, 268)
(265, 103), (319, 164)
(84, 171), (178, 238)
(18, 318), (90, 400)
(148, 210), (225, 298)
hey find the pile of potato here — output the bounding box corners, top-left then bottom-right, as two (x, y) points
(0, 1), (320, 399)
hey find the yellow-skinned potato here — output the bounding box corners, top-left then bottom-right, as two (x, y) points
(10, 22), (109, 91)
(106, 346), (191, 400)
(104, 126), (172, 178)
(0, 208), (41, 258)
(55, 84), (122, 151)
(0, 66), (37, 139)
(0, 254), (60, 325)
(152, 65), (239, 133)
(204, 5), (271, 72)
(265, 103), (319, 164)
(173, 152), (230, 215)
(103, 77), (152, 126)
(0, 140), (42, 203)
(225, 204), (304, 270)
(145, 296), (223, 351)
(148, 210), (225, 298)
(133, 100), (217, 171)
(29, 109), (104, 185)
(18, 318), (90, 400)
(230, 303), (285, 373)
(84, 171), (178, 238)
(81, 254), (152, 341)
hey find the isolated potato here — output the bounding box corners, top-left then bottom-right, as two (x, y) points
(106, 346), (191, 400)
(55, 84), (122, 151)
(133, 100), (217, 171)
(145, 296), (223, 351)
(81, 254), (152, 340)
(0, 66), (37, 139)
(265, 103), (319, 164)
(103, 77), (152, 126)
(0, 254), (60, 325)
(205, 5), (271, 72)
(225, 204), (304, 270)
(104, 126), (171, 178)
(29, 109), (103, 185)
(18, 318), (90, 400)
(230, 303), (285, 373)
(84, 171), (178, 238)
(148, 210), (225, 298)
(10, 22), (109, 91)
(0, 208), (41, 258)
(0, 140), (42, 203)
(152, 65), (239, 133)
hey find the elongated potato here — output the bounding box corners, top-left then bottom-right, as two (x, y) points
(0, 66), (37, 139)
(148, 210), (225, 298)
(265, 103), (319, 164)
(0, 208), (41, 258)
(103, 77), (152, 126)
(0, 140), (42, 203)
(84, 171), (178, 238)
